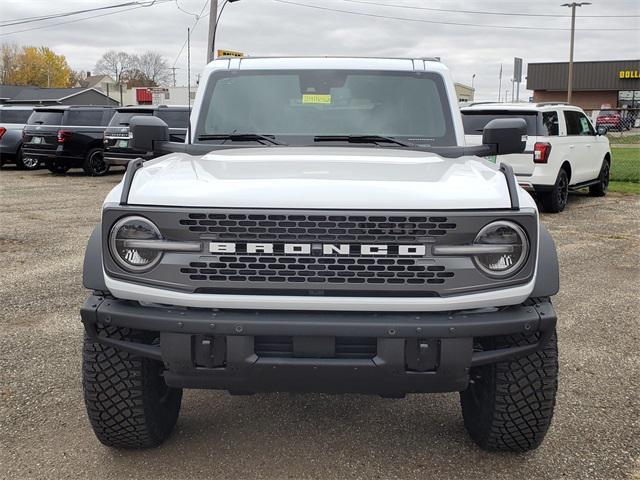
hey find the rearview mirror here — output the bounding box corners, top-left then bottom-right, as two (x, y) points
(596, 126), (607, 136)
(128, 115), (169, 154)
(482, 118), (527, 156)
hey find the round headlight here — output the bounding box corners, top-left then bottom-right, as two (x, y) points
(473, 221), (529, 277)
(109, 216), (162, 272)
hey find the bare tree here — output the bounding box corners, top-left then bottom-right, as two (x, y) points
(0, 43), (20, 84)
(134, 51), (171, 86)
(94, 50), (135, 84)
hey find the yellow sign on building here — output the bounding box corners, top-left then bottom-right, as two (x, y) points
(619, 70), (639, 79)
(217, 50), (244, 58)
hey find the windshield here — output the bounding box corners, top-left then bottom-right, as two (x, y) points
(27, 111), (63, 125)
(109, 111), (153, 126)
(196, 70), (455, 146)
(462, 111), (538, 136)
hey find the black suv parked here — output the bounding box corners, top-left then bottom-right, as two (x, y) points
(104, 105), (189, 166)
(22, 106), (115, 176)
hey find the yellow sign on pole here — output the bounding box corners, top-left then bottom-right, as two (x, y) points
(217, 49), (244, 58)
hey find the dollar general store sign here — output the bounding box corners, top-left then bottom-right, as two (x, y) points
(619, 69), (639, 79)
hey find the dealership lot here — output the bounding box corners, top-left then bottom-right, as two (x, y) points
(0, 168), (638, 480)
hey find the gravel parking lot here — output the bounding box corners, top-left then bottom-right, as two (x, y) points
(1, 167), (638, 480)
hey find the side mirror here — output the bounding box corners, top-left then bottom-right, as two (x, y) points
(482, 118), (527, 155)
(128, 115), (169, 154)
(596, 126), (607, 136)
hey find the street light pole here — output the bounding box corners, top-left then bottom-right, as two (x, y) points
(561, 2), (591, 104)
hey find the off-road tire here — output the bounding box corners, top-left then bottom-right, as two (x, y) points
(589, 159), (610, 197)
(46, 159), (70, 174)
(540, 168), (569, 213)
(460, 328), (558, 452)
(82, 148), (110, 176)
(82, 325), (183, 449)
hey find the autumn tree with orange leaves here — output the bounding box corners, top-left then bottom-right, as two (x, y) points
(0, 44), (73, 87)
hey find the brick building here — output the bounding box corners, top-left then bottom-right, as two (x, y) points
(527, 59), (640, 111)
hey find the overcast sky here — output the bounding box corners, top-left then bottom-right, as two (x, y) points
(1, 0), (638, 100)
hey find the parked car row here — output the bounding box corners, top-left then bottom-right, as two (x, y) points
(1, 100), (613, 213)
(0, 104), (189, 175)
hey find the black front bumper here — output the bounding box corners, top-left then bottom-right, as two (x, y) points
(81, 295), (556, 396)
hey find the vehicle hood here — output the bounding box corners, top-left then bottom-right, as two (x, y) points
(116, 147), (519, 210)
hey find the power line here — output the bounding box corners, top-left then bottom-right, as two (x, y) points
(0, 2), (145, 28)
(272, 0), (639, 31)
(174, 0), (201, 18)
(0, 1), (172, 36)
(336, 0), (640, 18)
(172, 0), (211, 68)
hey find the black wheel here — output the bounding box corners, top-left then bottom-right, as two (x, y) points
(46, 159), (71, 174)
(589, 160), (610, 197)
(460, 327), (558, 452)
(82, 325), (182, 449)
(16, 148), (40, 170)
(83, 148), (110, 176)
(540, 168), (569, 213)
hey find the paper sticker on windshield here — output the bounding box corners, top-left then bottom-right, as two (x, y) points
(302, 94), (332, 104)
(484, 155), (497, 164)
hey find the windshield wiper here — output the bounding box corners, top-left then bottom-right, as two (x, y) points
(313, 135), (417, 147)
(197, 133), (286, 145)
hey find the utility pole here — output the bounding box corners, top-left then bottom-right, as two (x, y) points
(497, 64), (503, 102)
(207, 0), (240, 62)
(561, 2), (591, 104)
(170, 67), (179, 87)
(207, 0), (218, 63)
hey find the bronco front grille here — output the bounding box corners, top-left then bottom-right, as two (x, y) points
(180, 256), (454, 286)
(102, 207), (538, 297)
(179, 213), (457, 243)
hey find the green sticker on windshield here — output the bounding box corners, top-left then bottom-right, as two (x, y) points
(485, 155), (497, 164)
(302, 94), (332, 104)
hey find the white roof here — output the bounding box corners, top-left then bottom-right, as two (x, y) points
(461, 102), (585, 113)
(204, 56), (448, 73)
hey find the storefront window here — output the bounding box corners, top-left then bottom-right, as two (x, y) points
(618, 90), (640, 109)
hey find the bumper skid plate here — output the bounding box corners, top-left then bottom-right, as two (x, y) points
(81, 295), (556, 395)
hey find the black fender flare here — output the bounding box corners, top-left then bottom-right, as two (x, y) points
(83, 224), (107, 292)
(531, 224), (560, 298)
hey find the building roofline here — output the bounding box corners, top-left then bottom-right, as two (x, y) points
(528, 59), (639, 66)
(56, 87), (113, 102)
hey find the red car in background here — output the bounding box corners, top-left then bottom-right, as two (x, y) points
(596, 110), (633, 131)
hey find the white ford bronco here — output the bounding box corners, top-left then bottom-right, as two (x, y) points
(81, 57), (559, 452)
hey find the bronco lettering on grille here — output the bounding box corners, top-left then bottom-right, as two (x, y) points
(209, 242), (426, 256)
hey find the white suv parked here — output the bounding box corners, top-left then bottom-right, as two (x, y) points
(461, 102), (611, 212)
